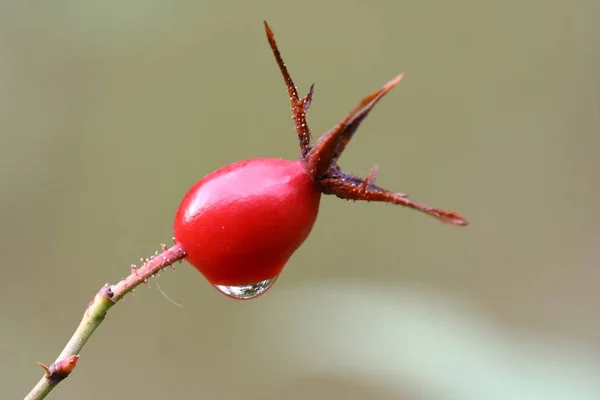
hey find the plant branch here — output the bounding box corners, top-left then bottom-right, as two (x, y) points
(24, 243), (187, 400)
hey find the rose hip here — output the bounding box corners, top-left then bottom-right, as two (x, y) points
(173, 22), (467, 299)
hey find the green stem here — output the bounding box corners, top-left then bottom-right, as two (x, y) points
(24, 243), (186, 400)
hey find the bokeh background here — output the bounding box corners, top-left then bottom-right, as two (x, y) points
(3, 1), (600, 399)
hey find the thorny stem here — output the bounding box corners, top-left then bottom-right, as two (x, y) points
(24, 243), (186, 400)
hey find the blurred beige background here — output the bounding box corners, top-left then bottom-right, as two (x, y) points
(2, 1), (600, 399)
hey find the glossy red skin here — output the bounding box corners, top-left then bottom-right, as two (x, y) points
(174, 158), (322, 286)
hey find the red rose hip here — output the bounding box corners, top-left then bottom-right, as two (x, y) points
(173, 22), (468, 299)
(174, 158), (321, 298)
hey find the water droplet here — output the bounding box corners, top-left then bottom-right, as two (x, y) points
(214, 276), (277, 300)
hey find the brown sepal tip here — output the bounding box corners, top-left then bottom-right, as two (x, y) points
(263, 21), (468, 226)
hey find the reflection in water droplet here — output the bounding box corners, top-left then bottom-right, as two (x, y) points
(214, 276), (278, 300)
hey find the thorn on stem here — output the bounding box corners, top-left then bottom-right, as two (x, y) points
(98, 285), (114, 301)
(37, 362), (50, 376)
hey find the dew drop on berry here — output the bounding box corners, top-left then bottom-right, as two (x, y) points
(213, 276), (278, 300)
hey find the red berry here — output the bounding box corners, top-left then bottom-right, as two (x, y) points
(174, 158), (321, 292)
(173, 22), (468, 299)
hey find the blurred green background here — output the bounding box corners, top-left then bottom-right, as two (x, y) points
(3, 1), (600, 399)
